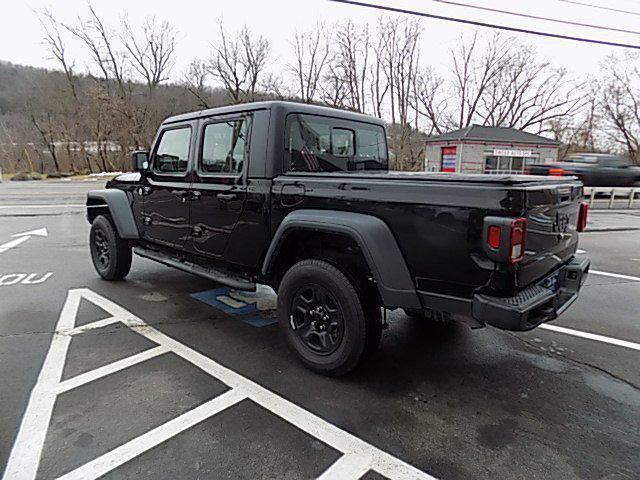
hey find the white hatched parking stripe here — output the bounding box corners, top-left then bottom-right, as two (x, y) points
(3, 288), (437, 480)
(316, 453), (372, 479)
(55, 345), (169, 394)
(57, 389), (247, 480)
(64, 316), (122, 336)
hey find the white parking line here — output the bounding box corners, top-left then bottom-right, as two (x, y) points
(2, 290), (80, 480)
(539, 324), (640, 352)
(4, 289), (437, 480)
(590, 270), (640, 282)
(0, 204), (85, 209)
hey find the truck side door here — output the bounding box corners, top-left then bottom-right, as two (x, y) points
(141, 123), (194, 248)
(189, 115), (250, 258)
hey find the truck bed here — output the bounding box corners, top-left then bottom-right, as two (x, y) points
(272, 172), (584, 299)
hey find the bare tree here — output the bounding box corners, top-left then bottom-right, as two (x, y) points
(184, 59), (212, 108)
(329, 20), (370, 112)
(413, 33), (583, 136)
(549, 89), (600, 159)
(376, 17), (422, 169)
(38, 9), (99, 172)
(368, 33), (389, 119)
(289, 26), (331, 103)
(67, 4), (128, 93)
(478, 47), (583, 133)
(600, 54), (640, 163)
(412, 67), (447, 135)
(241, 26), (270, 100)
(39, 10), (79, 100)
(447, 33), (508, 130)
(122, 16), (177, 93)
(207, 21), (271, 103)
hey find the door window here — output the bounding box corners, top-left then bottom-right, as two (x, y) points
(153, 127), (191, 174)
(201, 119), (248, 174)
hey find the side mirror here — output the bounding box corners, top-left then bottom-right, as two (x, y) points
(132, 151), (149, 172)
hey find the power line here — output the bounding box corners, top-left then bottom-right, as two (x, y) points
(557, 0), (640, 17)
(328, 0), (640, 49)
(431, 0), (640, 36)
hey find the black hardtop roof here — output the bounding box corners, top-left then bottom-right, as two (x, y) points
(162, 100), (386, 126)
(425, 124), (559, 146)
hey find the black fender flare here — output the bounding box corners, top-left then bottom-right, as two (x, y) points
(262, 210), (421, 309)
(86, 189), (139, 239)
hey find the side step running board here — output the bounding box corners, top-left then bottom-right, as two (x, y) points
(133, 247), (256, 291)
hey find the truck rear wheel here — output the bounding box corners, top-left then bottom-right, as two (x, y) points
(90, 215), (132, 281)
(277, 259), (380, 376)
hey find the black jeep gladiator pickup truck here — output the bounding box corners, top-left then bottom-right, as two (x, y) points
(86, 101), (590, 375)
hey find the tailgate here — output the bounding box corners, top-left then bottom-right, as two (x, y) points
(516, 183), (583, 287)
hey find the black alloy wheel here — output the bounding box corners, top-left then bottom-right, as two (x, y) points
(290, 283), (345, 355)
(93, 228), (111, 269)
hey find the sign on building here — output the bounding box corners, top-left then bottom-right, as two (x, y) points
(493, 149), (533, 157)
(441, 146), (457, 172)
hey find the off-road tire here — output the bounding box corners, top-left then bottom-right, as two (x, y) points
(90, 215), (132, 281)
(278, 259), (381, 376)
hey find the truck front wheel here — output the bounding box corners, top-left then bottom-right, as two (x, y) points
(90, 215), (132, 281)
(277, 259), (379, 376)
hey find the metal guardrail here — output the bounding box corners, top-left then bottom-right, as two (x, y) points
(584, 187), (638, 208)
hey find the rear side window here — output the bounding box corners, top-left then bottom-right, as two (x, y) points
(153, 127), (191, 174)
(285, 114), (387, 172)
(200, 119), (248, 174)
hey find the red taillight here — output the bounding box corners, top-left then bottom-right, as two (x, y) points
(577, 202), (588, 232)
(548, 168), (564, 176)
(509, 218), (527, 264)
(488, 226), (501, 249)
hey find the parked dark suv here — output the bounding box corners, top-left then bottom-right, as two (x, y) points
(87, 101), (590, 375)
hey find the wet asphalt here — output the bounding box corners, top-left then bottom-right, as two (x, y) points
(0, 180), (639, 480)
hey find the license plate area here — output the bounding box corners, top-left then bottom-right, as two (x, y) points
(540, 271), (561, 292)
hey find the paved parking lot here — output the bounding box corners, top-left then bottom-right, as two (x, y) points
(1, 181), (639, 480)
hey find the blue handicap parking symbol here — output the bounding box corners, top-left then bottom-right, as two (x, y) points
(190, 286), (278, 327)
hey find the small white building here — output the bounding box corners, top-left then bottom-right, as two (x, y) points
(424, 125), (560, 174)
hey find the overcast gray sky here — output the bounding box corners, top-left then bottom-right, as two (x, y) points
(3, 0), (640, 81)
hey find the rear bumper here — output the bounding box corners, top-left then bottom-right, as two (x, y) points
(472, 255), (590, 331)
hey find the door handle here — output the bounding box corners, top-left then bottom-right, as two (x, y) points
(216, 193), (237, 201)
(191, 190), (201, 201)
